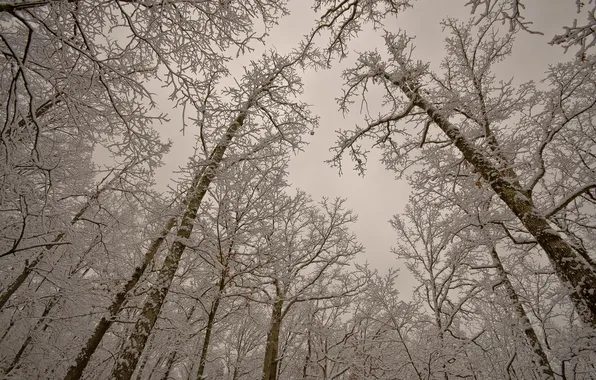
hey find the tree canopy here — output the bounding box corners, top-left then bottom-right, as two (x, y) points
(1, 1), (595, 379)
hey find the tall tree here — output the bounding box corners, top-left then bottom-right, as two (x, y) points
(110, 51), (316, 380)
(245, 192), (364, 380)
(391, 200), (484, 379)
(192, 155), (291, 380)
(315, 5), (596, 326)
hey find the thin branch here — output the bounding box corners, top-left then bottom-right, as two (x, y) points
(544, 183), (596, 218)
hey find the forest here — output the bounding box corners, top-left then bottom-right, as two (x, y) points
(1, 0), (595, 379)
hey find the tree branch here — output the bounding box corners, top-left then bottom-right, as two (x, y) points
(544, 183), (596, 218)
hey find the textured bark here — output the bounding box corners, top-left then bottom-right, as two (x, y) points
(110, 112), (247, 380)
(390, 75), (596, 327)
(133, 347), (151, 380)
(489, 247), (555, 380)
(196, 274), (226, 380)
(63, 217), (176, 380)
(262, 295), (284, 380)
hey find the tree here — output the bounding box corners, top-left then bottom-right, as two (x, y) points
(109, 51), (316, 380)
(391, 200), (486, 379)
(315, 3), (596, 327)
(3, 1), (596, 379)
(243, 192), (364, 380)
(191, 155), (291, 380)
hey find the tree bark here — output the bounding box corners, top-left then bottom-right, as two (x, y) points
(301, 330), (311, 380)
(63, 217), (176, 380)
(196, 275), (225, 380)
(0, 251), (48, 310)
(390, 75), (596, 327)
(489, 247), (555, 380)
(196, 237), (236, 379)
(109, 111), (247, 380)
(262, 295), (284, 380)
(2, 296), (57, 376)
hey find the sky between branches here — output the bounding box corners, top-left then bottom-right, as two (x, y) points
(150, 0), (579, 296)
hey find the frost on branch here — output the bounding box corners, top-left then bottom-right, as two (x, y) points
(465, 0), (544, 34)
(328, 31), (428, 176)
(326, 8), (596, 327)
(309, 0), (413, 63)
(466, 0), (596, 61)
(550, 1), (596, 61)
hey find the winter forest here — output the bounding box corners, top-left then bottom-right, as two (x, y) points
(1, 0), (596, 379)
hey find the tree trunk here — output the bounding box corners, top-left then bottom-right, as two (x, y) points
(110, 111), (247, 380)
(2, 296), (57, 376)
(134, 347), (151, 380)
(262, 296), (284, 380)
(391, 75), (596, 327)
(0, 251), (48, 311)
(196, 276), (225, 380)
(196, 238), (236, 380)
(63, 217), (176, 380)
(301, 330), (311, 380)
(158, 351), (177, 380)
(489, 247), (555, 380)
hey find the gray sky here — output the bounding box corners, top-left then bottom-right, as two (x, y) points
(154, 0), (578, 295)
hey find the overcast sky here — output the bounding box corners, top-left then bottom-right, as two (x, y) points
(154, 0), (578, 295)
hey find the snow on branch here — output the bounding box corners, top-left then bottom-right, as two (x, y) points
(544, 183), (596, 218)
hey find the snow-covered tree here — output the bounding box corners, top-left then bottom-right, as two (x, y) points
(3, 1), (596, 379)
(316, 1), (596, 327)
